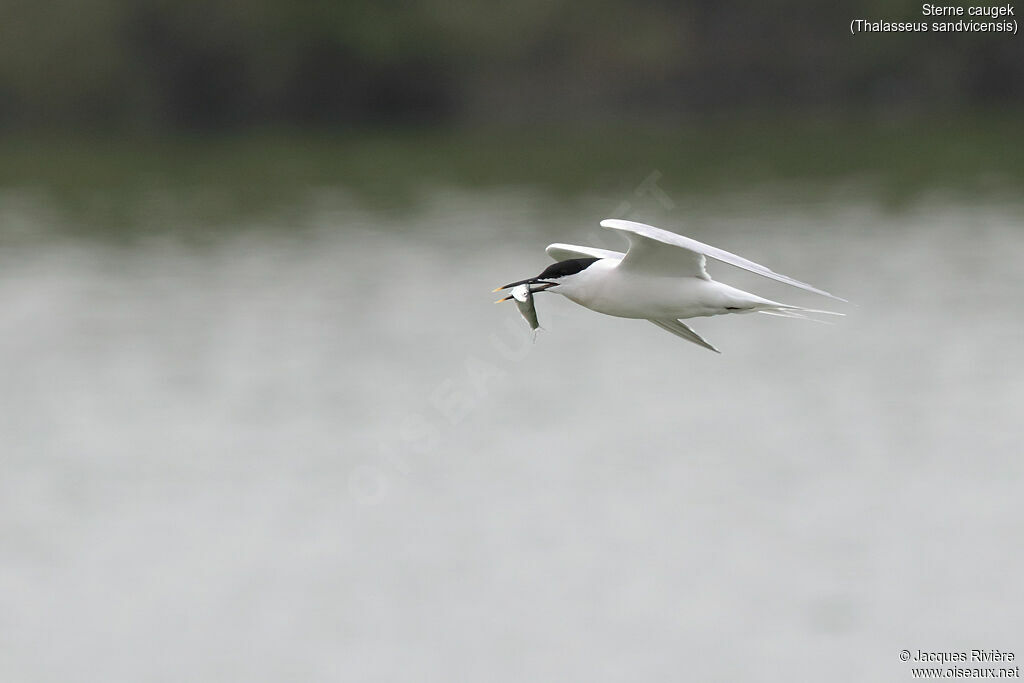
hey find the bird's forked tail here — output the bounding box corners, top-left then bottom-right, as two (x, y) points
(756, 303), (845, 324)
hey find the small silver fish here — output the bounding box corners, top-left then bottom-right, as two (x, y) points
(509, 283), (540, 332)
(495, 283), (541, 334)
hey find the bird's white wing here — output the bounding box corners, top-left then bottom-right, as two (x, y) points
(648, 319), (720, 353)
(601, 219), (846, 301)
(546, 243), (624, 262)
(600, 220), (709, 278)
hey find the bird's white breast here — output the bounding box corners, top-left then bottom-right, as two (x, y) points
(554, 259), (763, 319)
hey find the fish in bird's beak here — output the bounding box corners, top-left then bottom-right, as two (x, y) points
(492, 279), (556, 304)
(494, 283), (542, 332)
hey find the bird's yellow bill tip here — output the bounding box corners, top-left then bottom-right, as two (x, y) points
(491, 286), (504, 293)
(494, 297), (509, 304)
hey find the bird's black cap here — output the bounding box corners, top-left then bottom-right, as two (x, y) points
(537, 257), (600, 280)
(495, 257), (601, 291)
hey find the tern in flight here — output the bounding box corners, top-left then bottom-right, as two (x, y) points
(494, 219), (846, 353)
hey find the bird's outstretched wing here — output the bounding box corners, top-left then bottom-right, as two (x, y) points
(546, 243), (624, 262)
(648, 319), (720, 353)
(601, 219), (846, 302)
(600, 221), (709, 279)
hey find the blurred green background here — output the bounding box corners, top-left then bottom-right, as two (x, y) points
(2, 0), (1022, 128)
(1, 0), (1022, 224)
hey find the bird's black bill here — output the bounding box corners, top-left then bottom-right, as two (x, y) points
(492, 279), (556, 293)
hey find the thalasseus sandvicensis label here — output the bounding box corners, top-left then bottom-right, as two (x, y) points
(494, 219), (846, 353)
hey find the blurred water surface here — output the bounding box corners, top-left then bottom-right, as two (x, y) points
(1, 175), (1023, 682)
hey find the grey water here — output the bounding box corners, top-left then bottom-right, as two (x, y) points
(1, 185), (1022, 681)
